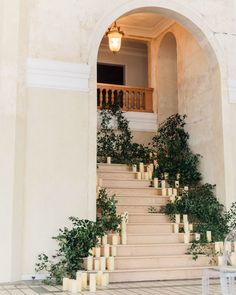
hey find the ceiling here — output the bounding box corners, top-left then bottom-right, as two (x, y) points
(116, 12), (175, 40)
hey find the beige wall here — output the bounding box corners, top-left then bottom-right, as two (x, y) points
(156, 32), (178, 123)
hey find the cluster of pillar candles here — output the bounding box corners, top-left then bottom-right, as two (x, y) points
(174, 214), (212, 244)
(62, 271), (108, 293)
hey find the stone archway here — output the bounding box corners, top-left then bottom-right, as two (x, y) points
(86, 0), (228, 209)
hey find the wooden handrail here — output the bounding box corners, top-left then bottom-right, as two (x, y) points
(97, 83), (153, 113)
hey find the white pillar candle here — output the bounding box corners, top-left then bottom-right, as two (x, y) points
(183, 214), (188, 223)
(111, 245), (117, 257)
(70, 279), (78, 293)
(175, 214), (180, 224)
(95, 246), (101, 258)
(219, 241), (224, 253)
(63, 278), (70, 291)
(184, 222), (189, 233)
(149, 164), (154, 172)
(173, 188), (177, 196)
(107, 157), (111, 164)
(101, 273), (109, 286)
(206, 231), (212, 242)
(148, 171), (153, 180)
(81, 272), (87, 289)
(94, 259), (100, 271)
(153, 178), (158, 188)
(174, 223), (179, 233)
(141, 172), (145, 179)
(102, 234), (108, 245)
(225, 241), (232, 253)
(195, 233), (200, 241)
(106, 256), (115, 271)
(96, 271), (103, 286)
(132, 164), (137, 172)
(184, 233), (190, 244)
(112, 234), (119, 245)
(161, 180), (166, 188)
(231, 253), (236, 266)
(139, 162), (144, 172)
(100, 257), (106, 271)
(121, 229), (127, 245)
(218, 255), (224, 266)
(137, 172), (142, 180)
(89, 274), (96, 292)
(76, 271), (82, 280)
(86, 256), (93, 271)
(77, 277), (82, 292)
(215, 242), (221, 253)
(184, 186), (189, 191)
(144, 172), (149, 180)
(175, 180), (179, 188)
(103, 244), (110, 258)
(98, 178), (103, 187)
(167, 188), (173, 196)
(170, 196), (175, 203)
(162, 188), (167, 196)
(189, 224), (193, 231)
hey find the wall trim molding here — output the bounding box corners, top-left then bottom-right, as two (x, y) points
(98, 111), (158, 132)
(229, 79), (236, 103)
(27, 58), (90, 92)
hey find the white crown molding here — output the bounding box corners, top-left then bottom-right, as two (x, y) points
(119, 19), (175, 39)
(228, 79), (236, 103)
(27, 58), (90, 92)
(98, 111), (157, 132)
(99, 42), (147, 58)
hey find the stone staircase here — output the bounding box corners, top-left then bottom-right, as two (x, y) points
(97, 163), (210, 282)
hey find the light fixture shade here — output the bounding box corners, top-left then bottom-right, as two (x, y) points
(106, 22), (124, 53)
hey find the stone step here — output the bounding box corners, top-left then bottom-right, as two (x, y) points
(109, 266), (209, 282)
(115, 195), (168, 206)
(102, 179), (151, 189)
(108, 187), (160, 196)
(127, 223), (174, 234)
(128, 213), (170, 223)
(97, 163), (130, 172)
(98, 171), (136, 180)
(114, 255), (209, 270)
(127, 233), (186, 244)
(117, 204), (161, 214)
(116, 243), (189, 256)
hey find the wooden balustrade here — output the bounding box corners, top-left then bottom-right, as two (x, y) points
(97, 83), (153, 112)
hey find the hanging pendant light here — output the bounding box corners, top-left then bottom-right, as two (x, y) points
(106, 22), (124, 53)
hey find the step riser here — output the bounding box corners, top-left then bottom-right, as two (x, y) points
(108, 188), (159, 196)
(102, 180), (151, 189)
(117, 245), (189, 256)
(98, 173), (136, 180)
(117, 206), (161, 214)
(97, 164), (130, 172)
(116, 196), (168, 206)
(109, 268), (206, 282)
(127, 234), (185, 244)
(127, 224), (173, 234)
(115, 256), (210, 270)
(129, 215), (170, 223)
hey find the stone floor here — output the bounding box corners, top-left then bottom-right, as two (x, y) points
(0, 279), (223, 295)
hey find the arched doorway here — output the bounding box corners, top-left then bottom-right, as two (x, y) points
(86, 1), (227, 217)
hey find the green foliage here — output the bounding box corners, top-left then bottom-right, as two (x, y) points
(35, 190), (121, 284)
(152, 114), (202, 186)
(161, 184), (228, 241)
(96, 188), (122, 233)
(97, 107), (151, 164)
(224, 202), (236, 232)
(35, 218), (100, 284)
